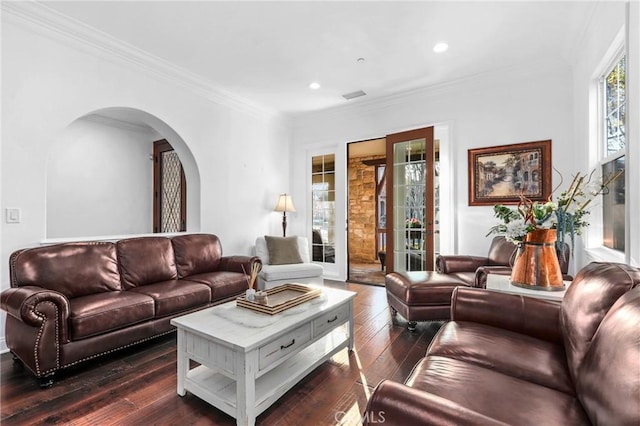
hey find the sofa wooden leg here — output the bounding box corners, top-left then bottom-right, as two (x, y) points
(408, 321), (417, 332)
(10, 352), (26, 369)
(38, 374), (55, 388)
(390, 306), (397, 316)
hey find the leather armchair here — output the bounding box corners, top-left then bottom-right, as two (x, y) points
(436, 236), (571, 288)
(255, 236), (323, 289)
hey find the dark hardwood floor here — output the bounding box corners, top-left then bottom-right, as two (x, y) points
(0, 281), (443, 426)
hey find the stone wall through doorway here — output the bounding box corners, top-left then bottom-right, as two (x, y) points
(348, 154), (385, 263)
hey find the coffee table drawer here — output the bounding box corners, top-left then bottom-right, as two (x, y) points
(313, 304), (349, 338)
(259, 323), (312, 369)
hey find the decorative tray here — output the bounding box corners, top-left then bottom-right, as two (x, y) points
(236, 283), (322, 315)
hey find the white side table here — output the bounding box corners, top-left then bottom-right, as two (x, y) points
(486, 274), (571, 302)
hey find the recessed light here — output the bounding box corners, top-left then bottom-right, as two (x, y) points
(309, 82), (321, 90)
(433, 42), (448, 53)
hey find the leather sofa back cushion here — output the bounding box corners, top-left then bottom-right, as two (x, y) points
(117, 237), (177, 289)
(486, 236), (516, 266)
(575, 287), (640, 425)
(171, 234), (222, 277)
(560, 262), (640, 381)
(11, 242), (121, 298)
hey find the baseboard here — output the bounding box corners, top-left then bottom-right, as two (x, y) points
(1, 337), (8, 354)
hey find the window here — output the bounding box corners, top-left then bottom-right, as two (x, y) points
(311, 154), (336, 263)
(604, 56), (626, 155)
(600, 54), (626, 251)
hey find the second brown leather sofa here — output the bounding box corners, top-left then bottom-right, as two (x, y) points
(365, 262), (640, 425)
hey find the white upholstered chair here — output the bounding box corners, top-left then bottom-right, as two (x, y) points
(254, 236), (324, 290)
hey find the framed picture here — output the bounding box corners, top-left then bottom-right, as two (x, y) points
(468, 140), (552, 206)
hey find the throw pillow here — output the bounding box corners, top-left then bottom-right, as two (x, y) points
(264, 236), (303, 265)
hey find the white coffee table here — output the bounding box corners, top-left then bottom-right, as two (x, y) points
(170, 286), (356, 426)
(486, 273), (571, 302)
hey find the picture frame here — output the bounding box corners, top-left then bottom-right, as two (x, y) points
(468, 140), (552, 206)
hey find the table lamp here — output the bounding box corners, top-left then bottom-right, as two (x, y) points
(274, 193), (296, 237)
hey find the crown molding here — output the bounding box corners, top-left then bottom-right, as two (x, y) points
(2, 1), (282, 121)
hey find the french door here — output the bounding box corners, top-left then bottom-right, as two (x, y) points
(311, 154), (336, 264)
(385, 127), (436, 273)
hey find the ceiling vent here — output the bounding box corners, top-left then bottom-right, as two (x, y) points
(342, 90), (367, 100)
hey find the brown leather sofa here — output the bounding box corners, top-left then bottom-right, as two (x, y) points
(364, 262), (640, 425)
(1, 233), (261, 386)
(436, 236), (571, 288)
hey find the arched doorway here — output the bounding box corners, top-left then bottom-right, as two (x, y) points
(46, 107), (200, 238)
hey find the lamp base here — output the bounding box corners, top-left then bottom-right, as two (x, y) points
(281, 213), (287, 237)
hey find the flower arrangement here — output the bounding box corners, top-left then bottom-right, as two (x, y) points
(487, 169), (623, 252)
(406, 217), (422, 228)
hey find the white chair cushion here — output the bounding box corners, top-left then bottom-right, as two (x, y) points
(260, 263), (324, 281)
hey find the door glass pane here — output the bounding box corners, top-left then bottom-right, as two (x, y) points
(377, 165), (387, 255)
(434, 158), (440, 257)
(393, 139), (426, 272)
(311, 154), (336, 263)
(160, 150), (183, 233)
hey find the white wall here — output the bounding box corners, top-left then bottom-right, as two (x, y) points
(47, 116), (156, 237)
(292, 63), (575, 279)
(0, 6), (292, 351)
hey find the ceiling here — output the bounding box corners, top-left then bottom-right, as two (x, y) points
(43, 1), (598, 115)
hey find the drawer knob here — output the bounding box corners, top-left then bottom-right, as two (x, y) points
(327, 315), (338, 323)
(280, 339), (296, 350)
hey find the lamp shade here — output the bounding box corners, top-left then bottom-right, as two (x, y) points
(274, 194), (296, 212)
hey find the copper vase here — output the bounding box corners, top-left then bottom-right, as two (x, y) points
(510, 229), (564, 291)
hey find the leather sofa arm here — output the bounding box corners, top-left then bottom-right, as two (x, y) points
(363, 380), (508, 426)
(451, 287), (563, 343)
(0, 286), (69, 331)
(219, 256), (262, 275)
(436, 255), (491, 274)
(1, 286), (71, 378)
(474, 265), (513, 288)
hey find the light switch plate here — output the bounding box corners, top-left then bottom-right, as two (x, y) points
(6, 208), (20, 223)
